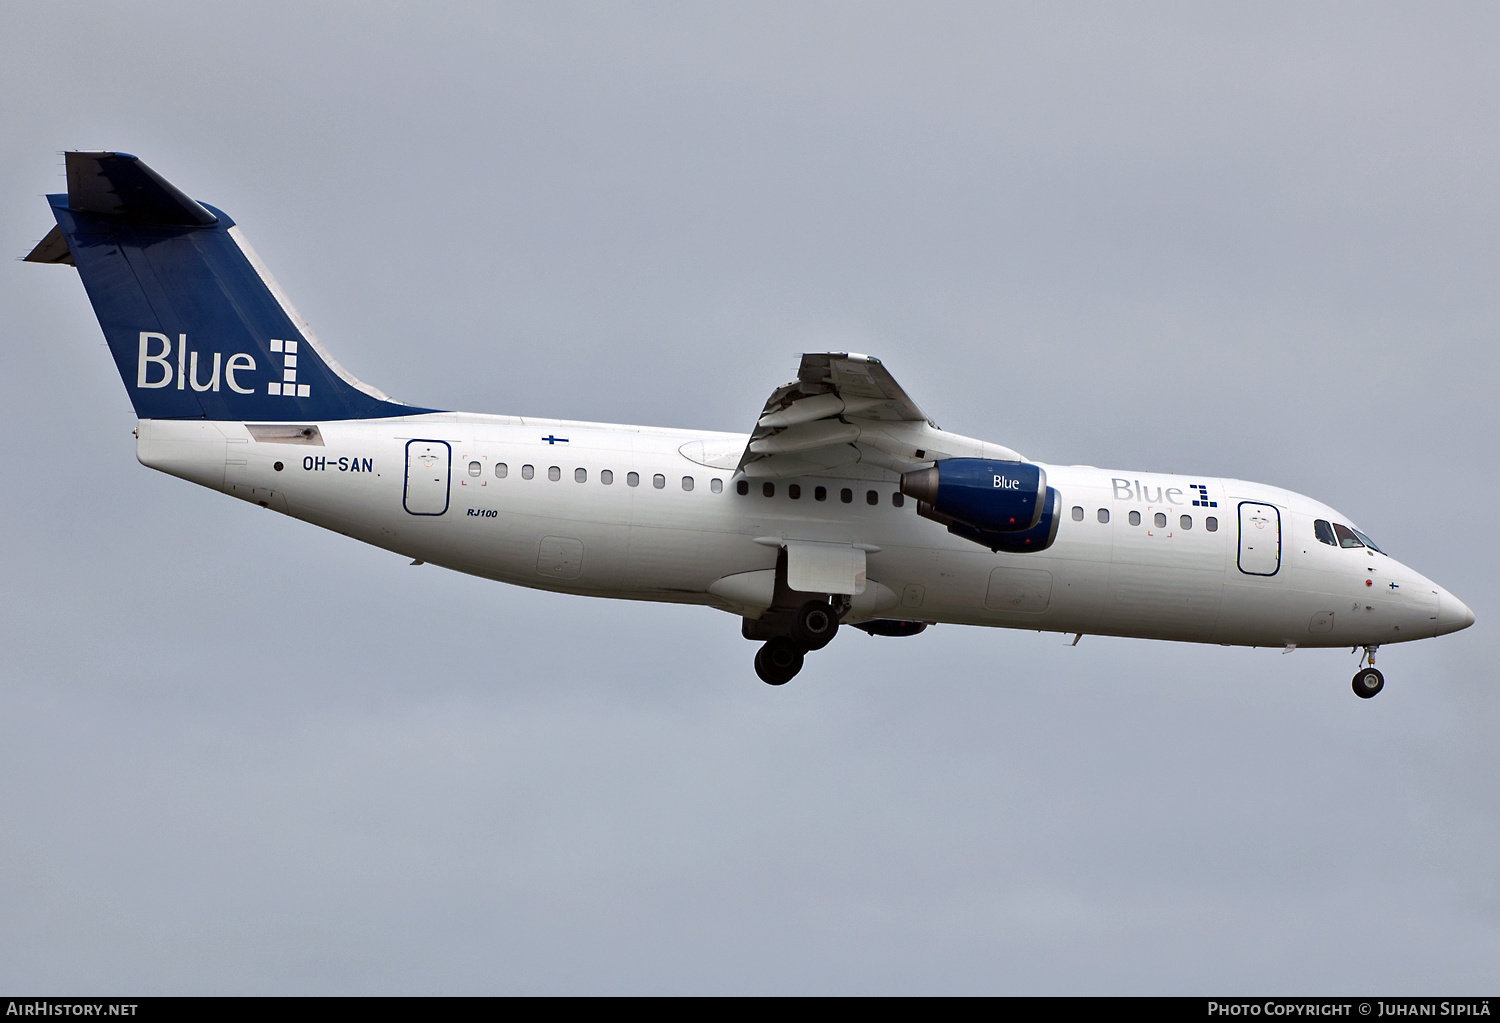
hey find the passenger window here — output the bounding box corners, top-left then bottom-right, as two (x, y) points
(1129, 511), (1141, 526)
(575, 468), (587, 483)
(1333, 523), (1364, 549)
(1180, 515), (1192, 530)
(1071, 506), (1084, 521)
(681, 476), (694, 491)
(1154, 512), (1167, 528)
(711, 478), (723, 493)
(892, 492), (904, 507)
(496, 463), (508, 479)
(1098, 508), (1110, 523)
(783, 483), (798, 500)
(736, 479), (749, 495)
(840, 488), (853, 504)
(1205, 516), (1218, 532)
(866, 490), (878, 505)
(815, 486), (827, 502)
(601, 469), (613, 485)
(468, 461), (481, 477)
(627, 471), (640, 487)
(522, 464), (535, 480)
(653, 474), (666, 489)
(762, 482), (775, 497)
(1314, 519), (1337, 546)
(548, 466), (561, 481)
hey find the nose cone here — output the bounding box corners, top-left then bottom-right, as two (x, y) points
(1437, 590), (1476, 636)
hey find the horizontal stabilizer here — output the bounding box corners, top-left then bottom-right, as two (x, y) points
(24, 225), (74, 265)
(64, 152), (218, 225)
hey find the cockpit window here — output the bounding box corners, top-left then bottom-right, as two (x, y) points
(1332, 523), (1364, 549)
(1314, 519), (1337, 546)
(1350, 528), (1384, 554)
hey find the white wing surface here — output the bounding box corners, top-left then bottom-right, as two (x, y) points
(735, 353), (1023, 479)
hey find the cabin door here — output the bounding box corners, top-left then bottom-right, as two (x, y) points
(404, 439), (451, 515)
(1237, 501), (1280, 576)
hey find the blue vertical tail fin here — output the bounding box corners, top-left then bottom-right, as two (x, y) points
(27, 152), (435, 421)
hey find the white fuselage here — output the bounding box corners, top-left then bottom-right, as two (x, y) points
(137, 414), (1468, 649)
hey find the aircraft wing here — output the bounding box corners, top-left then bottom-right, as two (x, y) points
(736, 353), (1022, 479)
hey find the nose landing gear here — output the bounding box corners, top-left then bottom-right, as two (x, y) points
(1352, 645), (1384, 698)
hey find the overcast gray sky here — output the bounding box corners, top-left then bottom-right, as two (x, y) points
(2, 1), (1497, 994)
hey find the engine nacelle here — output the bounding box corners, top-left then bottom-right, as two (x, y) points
(901, 459), (1059, 554)
(901, 459), (1047, 532)
(947, 486), (1061, 553)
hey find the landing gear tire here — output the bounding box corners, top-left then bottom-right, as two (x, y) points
(755, 638), (805, 686)
(791, 600), (839, 650)
(1352, 667), (1385, 699)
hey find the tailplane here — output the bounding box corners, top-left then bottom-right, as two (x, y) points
(27, 152), (433, 421)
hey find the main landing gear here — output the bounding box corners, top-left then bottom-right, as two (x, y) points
(747, 597), (848, 686)
(751, 598), (842, 685)
(1352, 645), (1384, 699)
(790, 599), (840, 650)
(754, 637), (804, 686)
(748, 597), (930, 685)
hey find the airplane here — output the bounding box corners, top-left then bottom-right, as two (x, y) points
(26, 151), (1475, 697)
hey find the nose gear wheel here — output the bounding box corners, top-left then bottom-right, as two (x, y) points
(1352, 667), (1385, 699)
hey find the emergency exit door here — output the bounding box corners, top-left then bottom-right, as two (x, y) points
(404, 439), (451, 515)
(1237, 501), (1280, 576)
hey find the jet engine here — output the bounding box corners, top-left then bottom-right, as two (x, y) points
(901, 458), (1061, 554)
